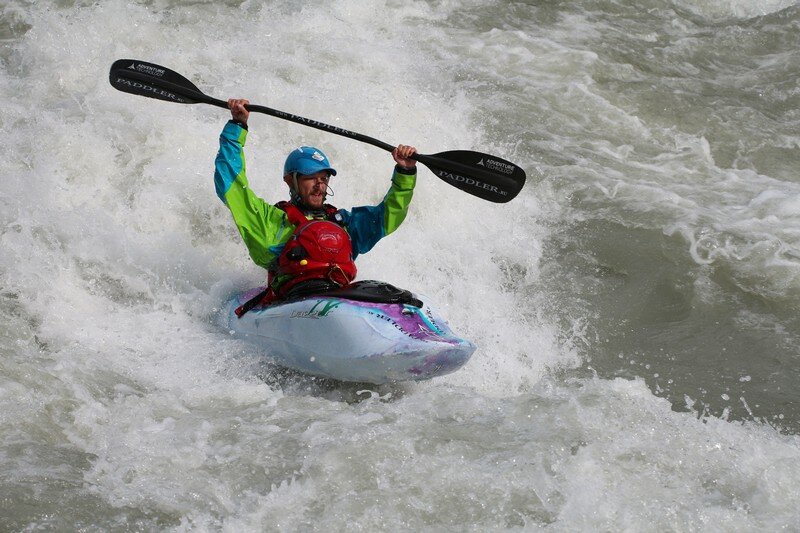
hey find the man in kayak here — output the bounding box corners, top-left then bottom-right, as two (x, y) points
(215, 98), (418, 306)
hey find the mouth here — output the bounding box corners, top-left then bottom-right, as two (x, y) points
(307, 190), (325, 204)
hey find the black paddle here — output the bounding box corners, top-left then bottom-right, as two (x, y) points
(109, 59), (526, 203)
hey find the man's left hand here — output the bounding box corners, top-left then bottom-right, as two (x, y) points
(392, 144), (417, 169)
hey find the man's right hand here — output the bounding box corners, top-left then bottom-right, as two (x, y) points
(228, 98), (250, 126)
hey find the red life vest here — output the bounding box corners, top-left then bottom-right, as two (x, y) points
(269, 201), (357, 297)
(234, 202), (356, 317)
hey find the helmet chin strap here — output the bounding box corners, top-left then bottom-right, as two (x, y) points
(289, 172), (304, 205)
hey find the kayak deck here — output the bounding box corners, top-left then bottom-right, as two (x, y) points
(223, 281), (476, 384)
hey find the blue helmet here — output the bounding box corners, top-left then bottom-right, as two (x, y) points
(283, 146), (337, 177)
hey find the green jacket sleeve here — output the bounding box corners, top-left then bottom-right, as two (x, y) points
(340, 167), (416, 258)
(213, 121), (292, 269)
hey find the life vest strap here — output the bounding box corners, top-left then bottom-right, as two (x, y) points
(234, 287), (273, 318)
(275, 201), (340, 226)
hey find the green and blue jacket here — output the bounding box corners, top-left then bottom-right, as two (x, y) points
(214, 121), (416, 270)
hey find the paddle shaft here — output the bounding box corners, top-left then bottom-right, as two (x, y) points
(121, 69), (397, 151)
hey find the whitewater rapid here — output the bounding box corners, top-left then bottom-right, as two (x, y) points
(2, 0), (800, 530)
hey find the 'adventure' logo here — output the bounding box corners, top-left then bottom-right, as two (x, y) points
(477, 158), (516, 175)
(129, 62), (166, 78)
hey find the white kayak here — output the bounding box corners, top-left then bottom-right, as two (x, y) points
(222, 281), (476, 384)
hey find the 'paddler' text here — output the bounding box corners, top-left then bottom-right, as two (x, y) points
(435, 170), (508, 196)
(114, 77), (188, 103)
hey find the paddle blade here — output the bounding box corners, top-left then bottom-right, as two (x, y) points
(109, 59), (203, 104)
(417, 150), (526, 203)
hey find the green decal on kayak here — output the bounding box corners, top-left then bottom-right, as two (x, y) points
(308, 299), (342, 317)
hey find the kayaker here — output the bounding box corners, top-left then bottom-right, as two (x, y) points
(215, 98), (418, 307)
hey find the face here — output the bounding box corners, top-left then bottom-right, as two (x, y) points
(285, 171), (330, 208)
